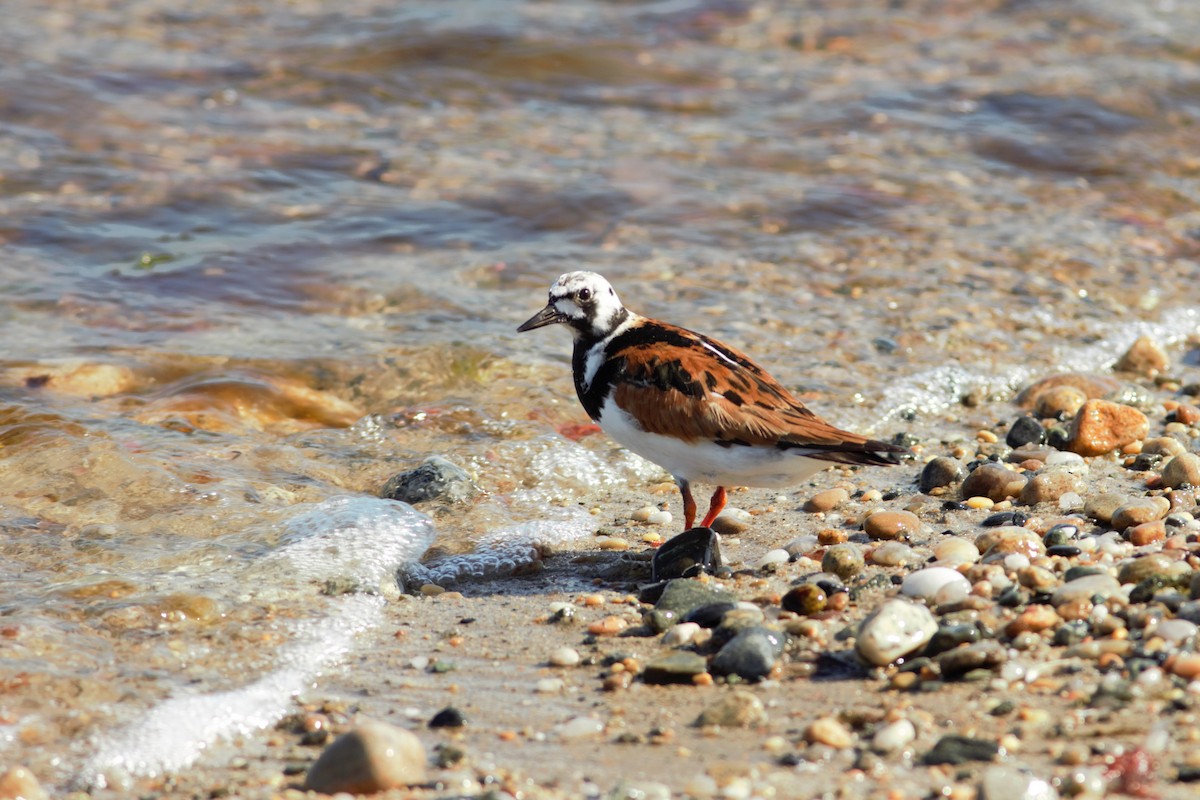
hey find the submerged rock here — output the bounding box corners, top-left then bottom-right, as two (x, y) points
(381, 456), (478, 504)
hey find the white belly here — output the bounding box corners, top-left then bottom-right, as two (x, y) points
(596, 400), (827, 488)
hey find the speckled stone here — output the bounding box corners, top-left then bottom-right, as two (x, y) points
(380, 456), (477, 504)
(1129, 520), (1166, 546)
(1006, 415), (1047, 447)
(920, 456), (966, 492)
(654, 580), (736, 617)
(1162, 453), (1200, 489)
(1020, 471), (1084, 505)
(961, 463), (1027, 503)
(804, 487), (850, 513)
(855, 598), (938, 666)
(863, 510), (922, 540)
(1118, 552), (1191, 585)
(1034, 385), (1088, 419)
(822, 543), (865, 580)
(1084, 492), (1127, 525)
(1065, 399), (1148, 457)
(305, 720), (427, 794)
(781, 584), (827, 615)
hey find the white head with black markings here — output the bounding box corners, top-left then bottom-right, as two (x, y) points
(517, 271), (631, 340)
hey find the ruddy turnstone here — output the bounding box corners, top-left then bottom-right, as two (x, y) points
(518, 271), (907, 530)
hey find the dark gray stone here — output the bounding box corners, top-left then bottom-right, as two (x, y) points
(710, 627), (785, 681)
(923, 734), (1000, 765)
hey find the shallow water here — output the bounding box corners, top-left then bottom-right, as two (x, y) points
(2, 0), (1200, 791)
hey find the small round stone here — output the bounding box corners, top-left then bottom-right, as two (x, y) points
(1118, 552), (1191, 585)
(822, 543), (865, 580)
(549, 646), (581, 667)
(428, 707), (466, 728)
(901, 567), (971, 602)
(962, 464), (1027, 503)
(1035, 385), (1088, 419)
(920, 457), (966, 493)
(556, 716), (604, 740)
(855, 598), (937, 666)
(1004, 605), (1061, 637)
(805, 716), (855, 748)
(305, 720), (427, 794)
(1111, 498), (1169, 530)
(966, 496), (995, 510)
(1052, 574), (1121, 607)
(754, 548), (791, 569)
(871, 541), (919, 567)
(782, 584), (827, 616)
(1129, 520), (1166, 546)
(1006, 416), (1046, 448)
(1020, 471), (1084, 505)
(1162, 453), (1200, 489)
(871, 718), (916, 754)
(710, 627), (785, 681)
(694, 690), (767, 728)
(864, 509), (922, 540)
(1115, 335), (1169, 376)
(662, 622), (701, 646)
(805, 487), (850, 513)
(934, 537), (980, 565)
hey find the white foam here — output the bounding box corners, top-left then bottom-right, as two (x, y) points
(875, 307), (1200, 426)
(81, 496), (436, 786)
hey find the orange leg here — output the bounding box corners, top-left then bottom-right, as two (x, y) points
(699, 486), (727, 528)
(677, 479), (697, 530)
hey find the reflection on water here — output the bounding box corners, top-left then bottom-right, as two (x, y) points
(2, 0), (1200, 790)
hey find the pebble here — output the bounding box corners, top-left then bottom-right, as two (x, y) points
(549, 646), (581, 667)
(804, 487), (849, 512)
(977, 527), (1044, 560)
(1006, 415), (1047, 447)
(965, 496), (995, 510)
(863, 509), (922, 540)
(1162, 453), (1200, 489)
(1034, 385), (1088, 418)
(1129, 519), (1166, 546)
(654, 580), (735, 617)
(781, 584), (827, 616)
(871, 718), (916, 753)
(961, 463), (1027, 503)
(937, 640), (1006, 677)
(933, 537), (980, 565)
(926, 623), (983, 656)
(1051, 574), (1121, 607)
(304, 720), (427, 794)
(920, 456), (966, 492)
(556, 716), (604, 740)
(1084, 492), (1126, 525)
(1151, 618), (1198, 644)
(1168, 652), (1200, 680)
(1017, 565), (1058, 593)
(587, 616), (629, 636)
(855, 598), (938, 666)
(643, 651), (709, 684)
(380, 456), (478, 504)
(1020, 471), (1084, 505)
(428, 707), (466, 728)
(871, 541), (919, 566)
(662, 622), (702, 646)
(923, 734), (1000, 765)
(1004, 605), (1061, 637)
(646, 510), (672, 525)
(822, 543), (865, 580)
(710, 627), (784, 681)
(712, 507), (752, 535)
(1143, 436), (1186, 457)
(753, 548), (791, 569)
(1111, 498), (1169, 529)
(901, 567), (971, 602)
(536, 677), (565, 693)
(1115, 334), (1169, 376)
(1065, 399), (1148, 457)
(694, 690), (767, 728)
(1118, 552), (1190, 584)
(0, 767), (48, 800)
(805, 716), (855, 749)
(979, 765), (1060, 800)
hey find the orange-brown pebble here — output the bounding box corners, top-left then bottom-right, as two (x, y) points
(1056, 597), (1094, 622)
(580, 593), (606, 607)
(498, 730), (519, 742)
(603, 671), (633, 691)
(818, 528), (849, 546)
(805, 488), (850, 513)
(1065, 399), (1149, 457)
(1129, 520), (1166, 547)
(863, 510), (922, 540)
(1097, 652), (1125, 671)
(1167, 653), (1200, 681)
(1175, 404), (1200, 426)
(826, 592), (849, 612)
(587, 616), (628, 636)
(1004, 606), (1061, 638)
(692, 672), (714, 687)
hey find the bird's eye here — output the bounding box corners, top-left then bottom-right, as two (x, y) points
(577, 287), (592, 303)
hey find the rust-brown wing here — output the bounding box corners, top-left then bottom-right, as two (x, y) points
(606, 321), (901, 463)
